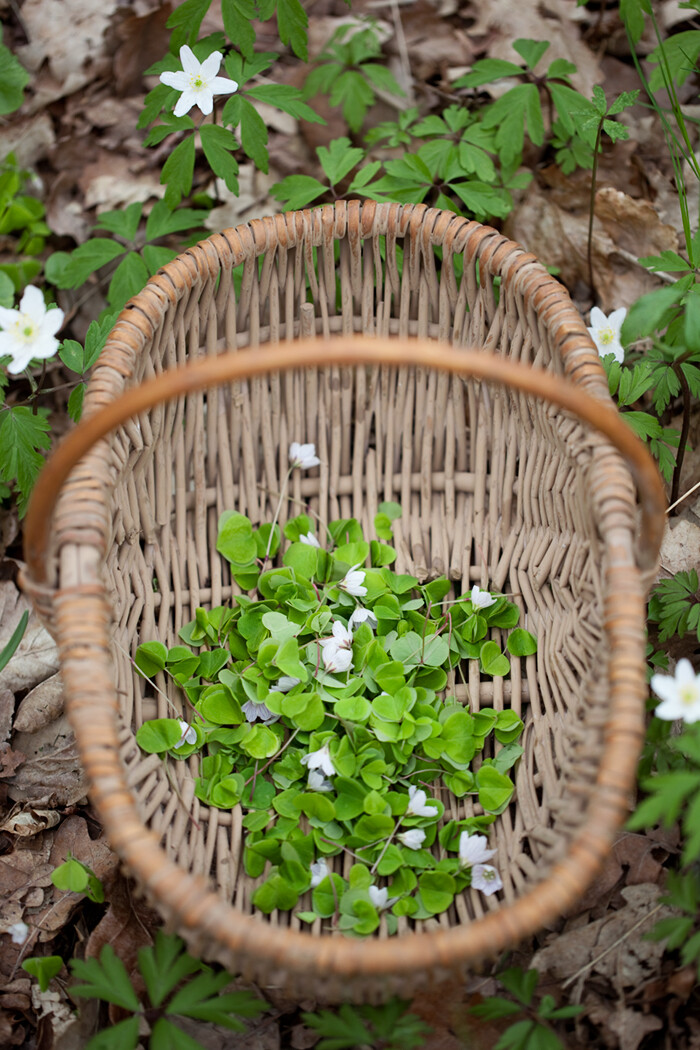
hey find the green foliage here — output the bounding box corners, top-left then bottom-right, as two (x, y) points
(303, 19), (404, 133)
(302, 998), (430, 1050)
(22, 956), (63, 993)
(648, 570), (700, 644)
(69, 932), (267, 1050)
(50, 200), (209, 312)
(52, 855), (105, 904)
(0, 154), (50, 291)
(469, 967), (583, 1049)
(165, 0), (309, 59)
(136, 506), (532, 929)
(0, 27), (29, 115)
(646, 870), (700, 977)
(0, 405), (51, 515)
(0, 609), (28, 674)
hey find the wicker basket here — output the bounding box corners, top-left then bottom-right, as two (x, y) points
(23, 201), (665, 1000)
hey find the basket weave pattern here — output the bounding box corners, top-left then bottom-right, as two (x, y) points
(25, 202), (661, 997)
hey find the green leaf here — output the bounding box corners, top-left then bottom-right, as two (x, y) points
(506, 629), (537, 657)
(200, 124), (239, 194)
(162, 134), (196, 208)
(0, 609), (28, 674)
(476, 765), (515, 814)
(418, 871), (456, 915)
(135, 640), (168, 677)
(94, 202), (143, 241)
(217, 512), (257, 564)
(57, 239), (126, 288)
(276, 0), (309, 61)
(145, 200), (208, 241)
(0, 37), (29, 115)
(142, 245), (178, 274)
(83, 1017), (140, 1050)
(480, 641), (511, 677)
(150, 1018), (208, 1050)
(246, 83), (324, 124)
(621, 278), (691, 342)
(0, 405), (51, 513)
(253, 874), (299, 913)
(271, 174), (328, 209)
(22, 956), (63, 993)
(136, 719), (184, 753)
(138, 932), (201, 1009)
(454, 58), (525, 89)
(71, 945), (141, 1012)
(361, 63), (405, 98)
(221, 0), (257, 60)
(512, 38), (549, 70)
(237, 97), (270, 173)
(317, 137), (365, 186)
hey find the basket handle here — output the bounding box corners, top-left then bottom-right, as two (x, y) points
(24, 336), (666, 585)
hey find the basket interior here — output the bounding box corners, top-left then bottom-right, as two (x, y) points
(67, 206), (637, 942)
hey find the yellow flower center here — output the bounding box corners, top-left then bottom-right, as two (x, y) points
(14, 314), (36, 343)
(680, 684), (700, 706)
(598, 326), (614, 345)
(189, 74), (205, 90)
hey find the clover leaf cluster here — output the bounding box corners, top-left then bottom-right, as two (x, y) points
(135, 502), (536, 934)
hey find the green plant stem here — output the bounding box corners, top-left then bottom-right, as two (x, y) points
(670, 361), (691, 510)
(587, 119), (603, 294)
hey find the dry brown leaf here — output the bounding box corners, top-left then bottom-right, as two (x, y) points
(14, 674), (65, 734)
(659, 517), (700, 576)
(0, 808), (61, 838)
(586, 1001), (663, 1050)
(7, 714), (87, 808)
(113, 4), (173, 96)
(577, 832), (669, 912)
(0, 689), (14, 745)
(0, 583), (59, 695)
(505, 182), (679, 309)
(532, 884), (674, 998)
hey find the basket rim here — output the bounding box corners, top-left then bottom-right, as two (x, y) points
(24, 339), (665, 984)
(23, 203), (666, 987)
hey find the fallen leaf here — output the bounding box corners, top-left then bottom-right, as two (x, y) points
(659, 517), (700, 576)
(14, 674), (65, 734)
(7, 714), (87, 808)
(586, 1001), (663, 1050)
(113, 4), (173, 96)
(0, 583), (59, 695)
(0, 690), (14, 745)
(0, 808), (61, 838)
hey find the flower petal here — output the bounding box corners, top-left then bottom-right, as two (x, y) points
(0, 306), (19, 329)
(40, 307), (64, 337)
(179, 45), (200, 74)
(19, 284), (45, 319)
(173, 91), (197, 117)
(589, 306), (607, 328)
(160, 70), (189, 90)
(200, 50), (224, 80)
(608, 307), (627, 330)
(210, 75), (238, 96)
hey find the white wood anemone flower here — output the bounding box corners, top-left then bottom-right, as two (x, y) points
(174, 720), (197, 748)
(339, 565), (367, 597)
(458, 831), (496, 867)
(651, 658), (700, 724)
(289, 441), (320, 469)
(301, 742), (336, 777)
(0, 286), (64, 375)
(321, 641), (353, 673)
(159, 45), (238, 118)
(397, 828), (426, 850)
(587, 306), (626, 364)
(470, 585), (496, 610)
(307, 769), (334, 792)
(310, 858), (329, 888)
(368, 885), (398, 911)
(406, 785), (438, 817)
(268, 676), (301, 692)
(299, 531), (321, 547)
(471, 863), (503, 896)
(349, 606), (377, 631)
(241, 699), (279, 724)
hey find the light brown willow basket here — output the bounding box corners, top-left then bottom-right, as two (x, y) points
(23, 201), (665, 1000)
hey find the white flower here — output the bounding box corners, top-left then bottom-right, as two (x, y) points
(241, 699), (279, 724)
(406, 785), (438, 817)
(301, 742), (335, 777)
(587, 306), (626, 364)
(289, 442), (320, 470)
(348, 606), (377, 632)
(320, 620), (353, 650)
(368, 885), (389, 910)
(0, 286), (64, 375)
(308, 768), (334, 792)
(299, 531), (321, 547)
(339, 565), (367, 597)
(651, 659), (700, 724)
(398, 828), (426, 850)
(159, 45), (238, 118)
(321, 642), (353, 673)
(174, 719), (197, 748)
(458, 831), (497, 868)
(310, 858), (329, 888)
(470, 585), (496, 610)
(471, 864), (503, 896)
(269, 676), (301, 692)
(7, 921), (29, 945)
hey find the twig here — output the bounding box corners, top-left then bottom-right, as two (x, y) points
(561, 902), (664, 989)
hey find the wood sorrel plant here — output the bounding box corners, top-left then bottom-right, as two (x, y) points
(135, 443), (535, 935)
